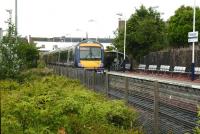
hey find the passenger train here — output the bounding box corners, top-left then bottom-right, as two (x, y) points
(43, 40), (104, 71)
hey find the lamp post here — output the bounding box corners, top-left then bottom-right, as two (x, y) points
(66, 33), (72, 43)
(15, 0), (18, 37)
(87, 19), (94, 39)
(191, 0), (196, 81)
(116, 13), (126, 72)
(76, 28), (83, 41)
(88, 19), (98, 41)
(5, 9), (12, 25)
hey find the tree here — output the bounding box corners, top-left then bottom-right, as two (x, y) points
(0, 23), (39, 79)
(16, 39), (39, 68)
(105, 45), (115, 51)
(167, 6), (200, 48)
(113, 5), (167, 61)
(0, 23), (21, 79)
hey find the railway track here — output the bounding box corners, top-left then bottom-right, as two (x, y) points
(108, 88), (198, 133)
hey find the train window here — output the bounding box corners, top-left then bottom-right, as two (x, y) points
(69, 50), (74, 61)
(80, 47), (101, 60)
(60, 50), (68, 63)
(91, 47), (101, 58)
(54, 52), (59, 62)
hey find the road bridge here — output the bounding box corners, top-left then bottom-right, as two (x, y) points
(30, 36), (113, 43)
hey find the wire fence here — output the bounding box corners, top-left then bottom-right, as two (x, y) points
(48, 64), (200, 134)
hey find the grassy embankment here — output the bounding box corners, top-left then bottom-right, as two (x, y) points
(1, 68), (142, 134)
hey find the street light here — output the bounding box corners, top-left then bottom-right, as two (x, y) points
(151, 6), (159, 9)
(191, 0), (196, 81)
(66, 33), (72, 43)
(88, 19), (94, 39)
(88, 19), (98, 41)
(76, 28), (84, 41)
(116, 13), (126, 72)
(5, 9), (12, 25)
(15, 0), (18, 36)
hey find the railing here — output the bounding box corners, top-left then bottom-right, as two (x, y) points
(48, 64), (200, 134)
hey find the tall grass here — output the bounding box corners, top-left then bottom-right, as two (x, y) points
(1, 68), (142, 134)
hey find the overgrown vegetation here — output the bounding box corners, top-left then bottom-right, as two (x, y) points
(194, 108), (200, 134)
(0, 21), (39, 80)
(1, 68), (141, 134)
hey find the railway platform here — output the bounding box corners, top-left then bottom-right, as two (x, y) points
(106, 70), (200, 89)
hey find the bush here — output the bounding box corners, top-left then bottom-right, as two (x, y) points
(1, 69), (141, 134)
(194, 107), (200, 134)
(0, 24), (39, 80)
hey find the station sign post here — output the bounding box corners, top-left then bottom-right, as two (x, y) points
(188, 31), (198, 81)
(188, 32), (198, 43)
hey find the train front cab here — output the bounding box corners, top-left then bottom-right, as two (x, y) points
(76, 42), (104, 72)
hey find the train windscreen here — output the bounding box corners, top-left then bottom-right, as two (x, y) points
(80, 47), (101, 60)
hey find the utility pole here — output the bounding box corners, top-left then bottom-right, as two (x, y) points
(5, 9), (12, 28)
(116, 13), (126, 72)
(15, 0), (18, 37)
(191, 0), (196, 81)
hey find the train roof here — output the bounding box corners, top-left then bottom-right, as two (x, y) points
(76, 39), (103, 47)
(46, 39), (103, 54)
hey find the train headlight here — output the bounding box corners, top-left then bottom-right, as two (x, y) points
(78, 63), (83, 67)
(100, 63), (104, 67)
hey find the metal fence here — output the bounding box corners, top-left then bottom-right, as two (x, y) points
(48, 64), (200, 134)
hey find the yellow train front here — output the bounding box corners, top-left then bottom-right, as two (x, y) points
(44, 40), (104, 72)
(76, 40), (104, 71)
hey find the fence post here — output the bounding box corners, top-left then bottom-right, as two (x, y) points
(153, 81), (160, 134)
(60, 66), (62, 76)
(76, 69), (78, 79)
(84, 69), (86, 87)
(92, 71), (96, 90)
(53, 65), (55, 74)
(125, 77), (129, 103)
(66, 67), (69, 77)
(105, 73), (109, 96)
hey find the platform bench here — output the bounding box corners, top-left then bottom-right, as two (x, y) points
(159, 65), (170, 72)
(136, 64), (146, 72)
(147, 65), (157, 74)
(148, 65), (157, 71)
(158, 65), (170, 75)
(195, 67), (200, 79)
(171, 66), (187, 77)
(173, 66), (186, 73)
(195, 67), (200, 74)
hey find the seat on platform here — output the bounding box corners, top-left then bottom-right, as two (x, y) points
(137, 64), (146, 70)
(173, 66), (186, 73)
(159, 65), (170, 72)
(195, 67), (200, 75)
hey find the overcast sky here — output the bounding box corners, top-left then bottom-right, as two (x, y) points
(0, 0), (199, 38)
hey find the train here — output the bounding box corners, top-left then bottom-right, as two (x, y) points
(43, 39), (104, 71)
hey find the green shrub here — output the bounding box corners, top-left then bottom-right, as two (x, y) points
(1, 69), (141, 134)
(16, 68), (53, 82)
(194, 107), (200, 134)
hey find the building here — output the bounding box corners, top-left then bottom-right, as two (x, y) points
(118, 20), (125, 33)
